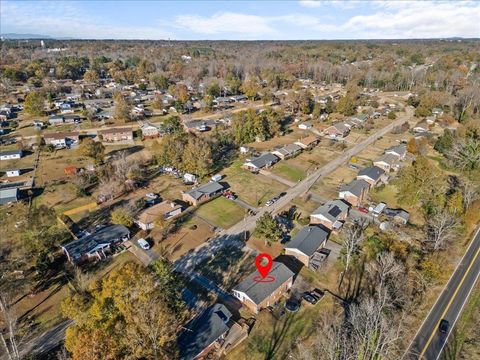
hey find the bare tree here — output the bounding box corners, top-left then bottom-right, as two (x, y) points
(425, 211), (458, 251)
(0, 295), (21, 360)
(455, 82), (480, 121)
(341, 220), (367, 273)
(461, 179), (480, 211)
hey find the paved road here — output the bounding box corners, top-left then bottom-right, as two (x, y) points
(405, 227), (480, 360)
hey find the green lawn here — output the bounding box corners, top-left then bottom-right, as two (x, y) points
(196, 196), (245, 229)
(271, 162), (306, 183)
(369, 184), (399, 207)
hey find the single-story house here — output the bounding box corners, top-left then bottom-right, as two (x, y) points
(182, 181), (224, 206)
(3, 168), (21, 177)
(43, 131), (79, 148)
(99, 128), (133, 142)
(140, 123), (161, 139)
(338, 179), (370, 206)
(351, 113), (369, 124)
(184, 119), (216, 133)
(178, 303), (244, 360)
(295, 135), (320, 149)
(310, 199), (350, 230)
(0, 188), (19, 205)
(284, 225), (329, 269)
(48, 115), (65, 125)
(0, 150), (23, 161)
(61, 224), (130, 263)
(324, 122), (350, 139)
(230, 95), (248, 102)
(135, 200), (182, 230)
(298, 122), (312, 130)
(271, 143), (302, 160)
(242, 153), (279, 171)
(356, 166), (387, 187)
(373, 153), (400, 172)
(232, 262), (295, 314)
(385, 144), (407, 159)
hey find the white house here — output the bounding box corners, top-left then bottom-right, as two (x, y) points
(0, 150), (23, 161)
(298, 122), (313, 130)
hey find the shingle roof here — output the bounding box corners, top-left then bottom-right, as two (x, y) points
(62, 224), (129, 261)
(178, 303), (232, 360)
(0, 149), (22, 157)
(285, 225), (329, 256)
(385, 144), (407, 158)
(185, 181), (224, 200)
(357, 166), (385, 181)
(233, 262), (294, 305)
(245, 153), (279, 169)
(374, 153), (399, 166)
(0, 188), (18, 205)
(312, 199), (350, 222)
(340, 179), (370, 197)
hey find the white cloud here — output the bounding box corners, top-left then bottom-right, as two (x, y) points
(0, 1), (172, 39)
(299, 0), (323, 8)
(175, 12), (276, 36)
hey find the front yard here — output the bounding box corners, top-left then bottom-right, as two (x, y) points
(196, 196), (246, 229)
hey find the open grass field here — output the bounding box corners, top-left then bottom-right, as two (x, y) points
(223, 159), (288, 207)
(196, 196), (245, 229)
(150, 216), (214, 261)
(311, 165), (357, 200)
(270, 162), (305, 183)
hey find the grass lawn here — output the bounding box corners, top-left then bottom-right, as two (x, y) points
(227, 295), (335, 360)
(196, 196), (245, 229)
(271, 162), (305, 183)
(223, 159), (288, 207)
(370, 183), (400, 208)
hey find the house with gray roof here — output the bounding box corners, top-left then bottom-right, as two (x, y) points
(339, 179), (370, 206)
(324, 122), (350, 139)
(182, 181), (224, 206)
(310, 199), (350, 230)
(61, 224), (130, 263)
(178, 303), (235, 360)
(232, 262), (295, 313)
(385, 144), (407, 159)
(351, 113), (369, 125)
(0, 188), (19, 205)
(356, 165), (387, 186)
(284, 225), (329, 269)
(271, 143), (303, 160)
(373, 153), (400, 172)
(0, 149), (23, 161)
(242, 153), (279, 171)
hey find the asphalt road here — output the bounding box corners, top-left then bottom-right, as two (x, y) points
(405, 227), (480, 360)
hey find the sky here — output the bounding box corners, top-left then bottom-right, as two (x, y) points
(1, 0), (479, 40)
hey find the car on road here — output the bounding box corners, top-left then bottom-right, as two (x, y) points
(439, 319), (449, 334)
(137, 238), (150, 250)
(358, 207), (369, 214)
(266, 196), (280, 206)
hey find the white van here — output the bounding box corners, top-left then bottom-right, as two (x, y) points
(211, 174), (222, 182)
(137, 238), (150, 250)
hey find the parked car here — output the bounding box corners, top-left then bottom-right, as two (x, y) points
(358, 207), (369, 214)
(145, 193), (159, 199)
(137, 238), (150, 250)
(211, 174), (222, 182)
(302, 292), (319, 305)
(223, 190), (237, 200)
(439, 319), (449, 334)
(266, 196), (279, 206)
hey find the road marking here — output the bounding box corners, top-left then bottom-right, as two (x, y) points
(403, 226), (480, 359)
(418, 243), (480, 359)
(435, 266), (480, 360)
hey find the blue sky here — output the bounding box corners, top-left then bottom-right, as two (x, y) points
(1, 1), (479, 40)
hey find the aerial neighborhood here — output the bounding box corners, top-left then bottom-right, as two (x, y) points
(0, 13), (479, 360)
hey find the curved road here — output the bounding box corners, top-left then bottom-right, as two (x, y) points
(405, 227), (480, 360)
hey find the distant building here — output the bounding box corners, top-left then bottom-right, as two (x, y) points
(140, 123), (161, 139)
(0, 150), (23, 161)
(98, 128), (133, 142)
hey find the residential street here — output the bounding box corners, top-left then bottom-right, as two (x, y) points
(405, 227), (480, 360)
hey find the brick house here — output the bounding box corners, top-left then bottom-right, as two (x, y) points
(140, 123), (161, 139)
(43, 131), (79, 148)
(182, 181), (224, 206)
(98, 127), (133, 142)
(338, 179), (370, 206)
(284, 225), (329, 269)
(232, 262), (295, 314)
(356, 166), (387, 187)
(310, 199), (350, 230)
(294, 135), (320, 150)
(373, 153), (400, 172)
(135, 200), (182, 230)
(323, 122), (350, 139)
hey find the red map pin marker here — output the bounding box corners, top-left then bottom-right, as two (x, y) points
(255, 253), (273, 278)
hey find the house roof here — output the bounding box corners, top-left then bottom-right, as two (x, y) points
(296, 135), (319, 147)
(340, 179), (370, 197)
(184, 119), (216, 129)
(44, 131), (79, 140)
(312, 199), (350, 222)
(245, 153), (279, 169)
(374, 153), (399, 166)
(273, 143), (302, 157)
(233, 262), (294, 305)
(136, 201), (181, 224)
(99, 127), (132, 135)
(327, 122), (349, 134)
(0, 188), (18, 205)
(352, 113), (369, 121)
(62, 224), (129, 261)
(178, 303), (232, 360)
(357, 166), (385, 181)
(185, 181), (224, 200)
(385, 144), (406, 158)
(285, 225), (329, 256)
(0, 149), (22, 157)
